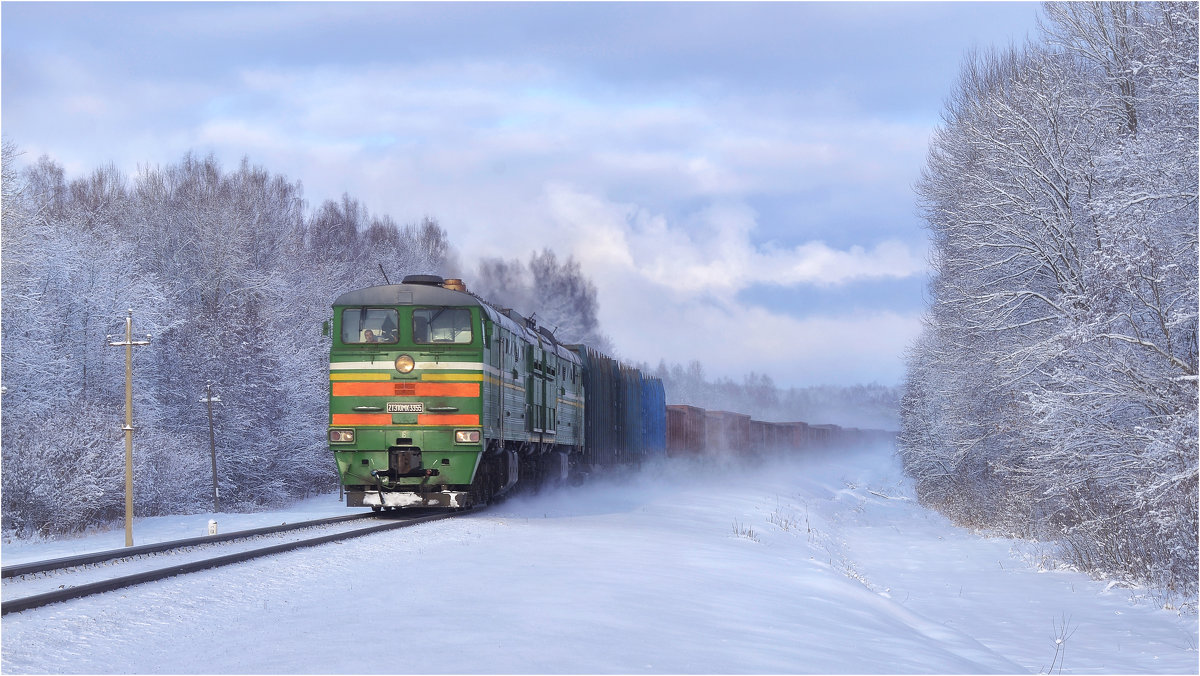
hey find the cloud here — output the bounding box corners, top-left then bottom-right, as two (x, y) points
(3, 17), (955, 386)
(147, 61), (932, 210)
(769, 240), (926, 287)
(596, 264), (924, 386)
(142, 63), (932, 386)
(540, 184), (925, 292)
(520, 184), (925, 385)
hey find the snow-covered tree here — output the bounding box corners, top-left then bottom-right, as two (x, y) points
(473, 248), (611, 349)
(902, 2), (1197, 594)
(1, 149), (455, 534)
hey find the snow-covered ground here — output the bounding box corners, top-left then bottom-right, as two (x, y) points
(2, 443), (1196, 674)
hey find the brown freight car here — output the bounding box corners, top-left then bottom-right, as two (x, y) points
(666, 404), (706, 456)
(808, 423), (841, 449)
(764, 421), (788, 451)
(704, 410), (752, 455)
(749, 419), (768, 454)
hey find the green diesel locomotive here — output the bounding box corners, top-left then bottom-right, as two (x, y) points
(328, 275), (661, 510)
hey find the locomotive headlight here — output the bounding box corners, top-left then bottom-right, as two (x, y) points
(394, 354), (415, 373)
(329, 428), (355, 443)
(454, 429), (481, 444)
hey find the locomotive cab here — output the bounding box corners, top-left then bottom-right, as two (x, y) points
(329, 276), (487, 509)
(328, 273), (592, 511)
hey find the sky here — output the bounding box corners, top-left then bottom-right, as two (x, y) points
(0, 1), (1045, 387)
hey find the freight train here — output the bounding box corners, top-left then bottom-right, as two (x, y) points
(664, 405), (894, 457)
(326, 275), (892, 510)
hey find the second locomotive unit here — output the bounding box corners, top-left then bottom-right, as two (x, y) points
(327, 275), (666, 510)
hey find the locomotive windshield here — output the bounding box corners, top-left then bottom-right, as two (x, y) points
(341, 308), (398, 344)
(413, 307), (473, 344)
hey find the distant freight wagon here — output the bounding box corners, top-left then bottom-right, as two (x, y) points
(665, 405), (893, 456)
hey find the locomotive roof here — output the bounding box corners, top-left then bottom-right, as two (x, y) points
(332, 283), (482, 308)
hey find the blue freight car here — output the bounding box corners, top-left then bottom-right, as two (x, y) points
(641, 376), (666, 458)
(566, 344), (665, 472)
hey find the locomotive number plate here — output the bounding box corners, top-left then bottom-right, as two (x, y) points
(387, 402), (424, 413)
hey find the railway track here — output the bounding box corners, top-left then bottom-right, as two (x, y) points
(1, 509), (466, 616)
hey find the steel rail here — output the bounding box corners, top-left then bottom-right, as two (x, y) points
(1, 512), (379, 579)
(1, 510), (463, 616)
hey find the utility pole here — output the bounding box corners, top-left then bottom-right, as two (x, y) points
(199, 382), (222, 512)
(107, 310), (151, 547)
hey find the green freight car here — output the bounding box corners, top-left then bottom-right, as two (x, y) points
(327, 275), (662, 509)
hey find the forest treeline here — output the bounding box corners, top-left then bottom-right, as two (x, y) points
(1, 148), (451, 535)
(900, 2), (1198, 597)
